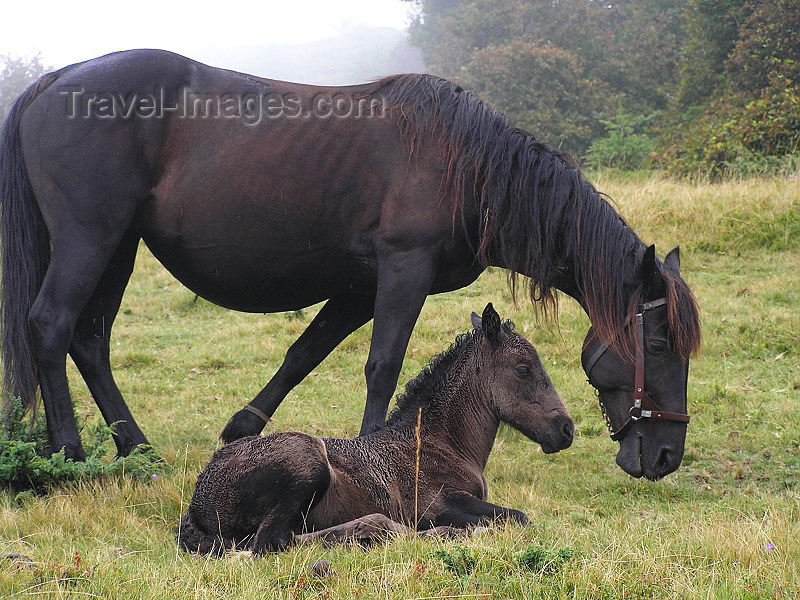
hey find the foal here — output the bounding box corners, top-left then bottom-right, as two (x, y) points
(178, 304), (573, 554)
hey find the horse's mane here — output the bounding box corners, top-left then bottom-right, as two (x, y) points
(374, 74), (700, 357)
(386, 321), (516, 427)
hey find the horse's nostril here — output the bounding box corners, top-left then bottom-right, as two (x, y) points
(556, 417), (574, 449)
(656, 446), (674, 472)
(562, 419), (574, 440)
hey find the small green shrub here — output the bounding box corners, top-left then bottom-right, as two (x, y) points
(432, 544), (477, 577)
(517, 545), (577, 575)
(586, 107), (655, 170)
(0, 397), (167, 493)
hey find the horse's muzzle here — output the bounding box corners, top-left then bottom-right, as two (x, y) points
(540, 414), (574, 454)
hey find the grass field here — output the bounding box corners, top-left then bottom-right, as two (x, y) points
(1, 174), (799, 598)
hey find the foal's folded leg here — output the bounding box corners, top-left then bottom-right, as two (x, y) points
(234, 433), (333, 554)
(295, 513), (413, 547)
(294, 514), (468, 546)
(434, 491), (530, 528)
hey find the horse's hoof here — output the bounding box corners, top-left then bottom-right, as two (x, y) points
(219, 410), (266, 444)
(310, 560), (334, 578)
(55, 444), (86, 462)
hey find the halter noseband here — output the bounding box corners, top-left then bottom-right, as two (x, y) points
(585, 298), (690, 441)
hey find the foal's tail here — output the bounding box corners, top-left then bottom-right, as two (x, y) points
(0, 72), (61, 413)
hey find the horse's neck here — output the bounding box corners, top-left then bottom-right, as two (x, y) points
(558, 232), (645, 320)
(424, 370), (499, 471)
(482, 164), (645, 319)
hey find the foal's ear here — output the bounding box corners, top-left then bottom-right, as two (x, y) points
(480, 302), (502, 346)
(471, 311), (482, 330)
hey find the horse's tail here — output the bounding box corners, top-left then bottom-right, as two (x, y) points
(177, 512), (228, 556)
(0, 71), (61, 414)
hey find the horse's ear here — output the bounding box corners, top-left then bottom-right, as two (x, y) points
(664, 246), (681, 274)
(639, 244), (657, 278)
(481, 302), (502, 346)
(639, 244), (663, 293)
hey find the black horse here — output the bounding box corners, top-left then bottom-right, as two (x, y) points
(0, 50), (700, 479)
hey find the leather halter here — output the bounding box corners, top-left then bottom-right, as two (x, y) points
(584, 298), (690, 441)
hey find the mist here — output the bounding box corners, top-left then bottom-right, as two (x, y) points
(202, 24), (425, 85)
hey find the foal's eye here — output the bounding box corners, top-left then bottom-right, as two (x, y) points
(515, 365), (531, 377)
(649, 339), (668, 354)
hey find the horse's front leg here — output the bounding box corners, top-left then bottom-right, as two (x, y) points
(220, 293), (374, 443)
(360, 250), (437, 435)
(434, 491), (530, 528)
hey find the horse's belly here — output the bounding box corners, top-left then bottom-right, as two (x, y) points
(141, 232), (373, 312)
(140, 163), (380, 311)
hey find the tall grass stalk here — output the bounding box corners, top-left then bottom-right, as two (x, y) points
(414, 406), (422, 531)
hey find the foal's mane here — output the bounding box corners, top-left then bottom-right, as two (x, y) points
(386, 331), (474, 427)
(374, 74), (700, 357)
(386, 321), (516, 427)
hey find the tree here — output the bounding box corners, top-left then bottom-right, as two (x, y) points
(0, 54), (49, 124)
(407, 0), (526, 81)
(661, 0), (800, 176)
(725, 0), (800, 94)
(406, 0), (798, 174)
(596, 0), (685, 113)
(405, 0), (688, 159)
(460, 41), (610, 154)
(674, 0), (751, 107)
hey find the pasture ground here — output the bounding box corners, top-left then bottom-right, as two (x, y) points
(1, 174), (799, 598)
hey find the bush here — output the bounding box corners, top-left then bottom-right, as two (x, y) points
(659, 74), (800, 178)
(585, 107), (656, 170)
(0, 397), (166, 493)
(517, 545), (577, 575)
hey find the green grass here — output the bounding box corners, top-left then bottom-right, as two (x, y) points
(2, 173), (799, 598)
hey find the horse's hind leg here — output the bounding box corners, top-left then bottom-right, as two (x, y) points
(208, 433), (332, 554)
(67, 229), (149, 457)
(220, 293), (374, 443)
(26, 181), (144, 460)
(249, 440), (333, 553)
(29, 240), (130, 461)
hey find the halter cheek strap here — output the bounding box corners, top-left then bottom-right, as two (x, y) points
(585, 298), (690, 441)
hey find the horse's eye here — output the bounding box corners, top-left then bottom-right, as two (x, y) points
(515, 365), (531, 377)
(649, 339), (668, 354)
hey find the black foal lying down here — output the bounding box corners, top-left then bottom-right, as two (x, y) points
(178, 304), (573, 554)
